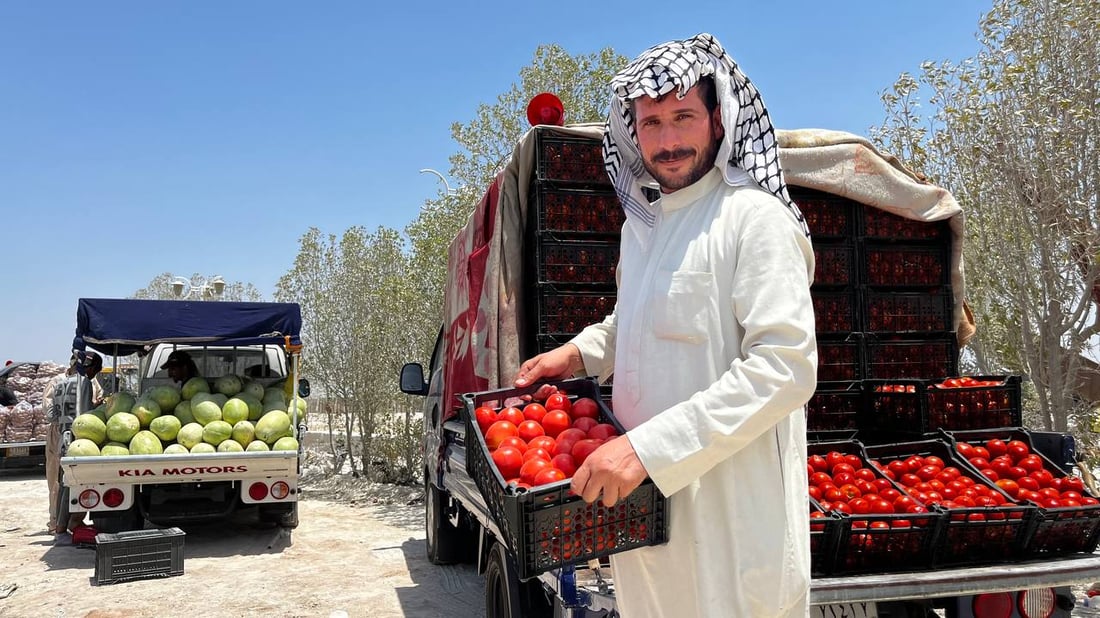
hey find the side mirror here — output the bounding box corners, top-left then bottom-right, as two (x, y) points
(297, 378), (311, 398)
(400, 363), (428, 396)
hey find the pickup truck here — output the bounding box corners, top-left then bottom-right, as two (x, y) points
(400, 115), (1100, 617)
(59, 298), (308, 532)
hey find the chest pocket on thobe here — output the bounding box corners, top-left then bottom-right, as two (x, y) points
(651, 269), (717, 344)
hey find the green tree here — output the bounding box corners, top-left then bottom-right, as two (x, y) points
(871, 0), (1100, 448)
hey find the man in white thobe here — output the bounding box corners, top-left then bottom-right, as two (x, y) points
(516, 33), (817, 617)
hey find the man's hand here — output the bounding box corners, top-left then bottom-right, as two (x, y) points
(514, 344), (584, 393)
(570, 435), (648, 507)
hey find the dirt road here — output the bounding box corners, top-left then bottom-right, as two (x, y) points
(0, 472), (486, 618)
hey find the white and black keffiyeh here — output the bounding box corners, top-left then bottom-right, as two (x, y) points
(602, 32), (810, 237)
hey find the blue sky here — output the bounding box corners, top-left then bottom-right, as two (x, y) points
(0, 2), (990, 364)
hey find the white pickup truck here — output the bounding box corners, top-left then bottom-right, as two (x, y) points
(59, 298), (308, 532)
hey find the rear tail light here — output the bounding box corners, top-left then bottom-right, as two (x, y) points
(248, 482), (269, 501)
(270, 481), (290, 500)
(1017, 588), (1055, 618)
(102, 488), (125, 508)
(77, 489), (101, 509)
(972, 592), (1013, 618)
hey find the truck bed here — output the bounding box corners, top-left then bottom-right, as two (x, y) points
(61, 450), (298, 485)
(0, 440), (47, 470)
(438, 420), (1100, 608)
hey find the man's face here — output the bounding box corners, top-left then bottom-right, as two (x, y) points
(634, 85), (723, 193)
(167, 364), (186, 382)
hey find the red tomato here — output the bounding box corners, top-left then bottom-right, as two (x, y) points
(542, 411), (572, 437)
(808, 454), (829, 472)
(517, 419), (546, 442)
(491, 446), (524, 480)
(587, 423), (619, 441)
(520, 458), (554, 485)
(571, 397), (600, 420)
(498, 406), (526, 427)
(527, 436), (557, 454)
(1006, 443), (1030, 463)
(533, 467), (567, 486)
(985, 439), (1007, 458)
(572, 417), (598, 433)
(484, 421), (518, 450)
(556, 428), (588, 445)
(498, 436), (528, 453)
(522, 403), (548, 424)
(571, 439), (603, 466)
(475, 406), (498, 433)
(544, 393), (572, 414)
(955, 442), (975, 458)
(523, 448), (552, 463)
(551, 453), (577, 478)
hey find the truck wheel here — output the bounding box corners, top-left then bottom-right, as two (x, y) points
(259, 502), (299, 529)
(485, 541), (553, 618)
(425, 477), (470, 564)
(92, 506), (144, 533)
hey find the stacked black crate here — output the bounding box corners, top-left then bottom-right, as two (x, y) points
(793, 187), (864, 432)
(527, 130), (623, 404)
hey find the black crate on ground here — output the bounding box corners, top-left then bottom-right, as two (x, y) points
(534, 186), (624, 236)
(862, 243), (951, 287)
(536, 287), (617, 336)
(865, 335), (958, 380)
(535, 132), (611, 186)
(861, 207), (951, 242)
(864, 287), (953, 333)
(807, 381), (862, 431)
(808, 440), (944, 575)
(811, 288), (859, 336)
(94, 527), (185, 585)
(535, 237), (619, 287)
(813, 244), (857, 286)
(817, 338), (864, 382)
(461, 377), (668, 580)
(943, 428), (1100, 558)
(789, 187), (858, 239)
(862, 439), (1036, 567)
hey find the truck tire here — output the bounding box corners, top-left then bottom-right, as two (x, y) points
(259, 502), (299, 529)
(425, 477), (471, 564)
(92, 506), (144, 533)
(485, 541), (553, 618)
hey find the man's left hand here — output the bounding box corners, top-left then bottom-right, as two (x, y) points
(570, 435), (648, 507)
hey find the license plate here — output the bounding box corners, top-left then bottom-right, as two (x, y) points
(6, 446), (29, 457)
(812, 602), (878, 618)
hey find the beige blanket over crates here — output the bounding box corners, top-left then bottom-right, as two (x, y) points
(438, 125), (973, 420)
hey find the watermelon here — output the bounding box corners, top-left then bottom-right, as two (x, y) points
(105, 412), (141, 444)
(72, 413), (107, 445)
(66, 439), (101, 457)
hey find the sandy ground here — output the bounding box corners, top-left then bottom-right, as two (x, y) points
(0, 471), (486, 618)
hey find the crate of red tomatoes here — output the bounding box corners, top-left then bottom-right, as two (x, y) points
(944, 428), (1100, 558)
(461, 377), (669, 580)
(807, 440), (944, 575)
(860, 375), (1021, 436)
(862, 438), (1037, 567)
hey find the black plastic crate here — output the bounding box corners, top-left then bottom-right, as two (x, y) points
(865, 335), (958, 380)
(536, 287), (616, 336)
(535, 237), (619, 287)
(864, 287), (953, 333)
(807, 440), (944, 575)
(943, 428), (1100, 558)
(809, 497), (844, 577)
(862, 243), (951, 287)
(534, 186), (624, 236)
(859, 379), (927, 435)
(806, 381), (862, 431)
(862, 439), (1036, 567)
(535, 132), (611, 186)
(789, 187), (858, 239)
(461, 377), (668, 580)
(862, 207), (950, 242)
(817, 338), (863, 382)
(811, 288), (859, 335)
(813, 244), (857, 286)
(94, 527), (185, 585)
(925, 376), (1022, 431)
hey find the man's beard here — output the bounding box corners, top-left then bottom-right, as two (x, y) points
(643, 136), (721, 192)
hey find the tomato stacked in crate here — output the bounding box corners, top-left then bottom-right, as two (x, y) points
(529, 129), (622, 404)
(791, 186), (958, 434)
